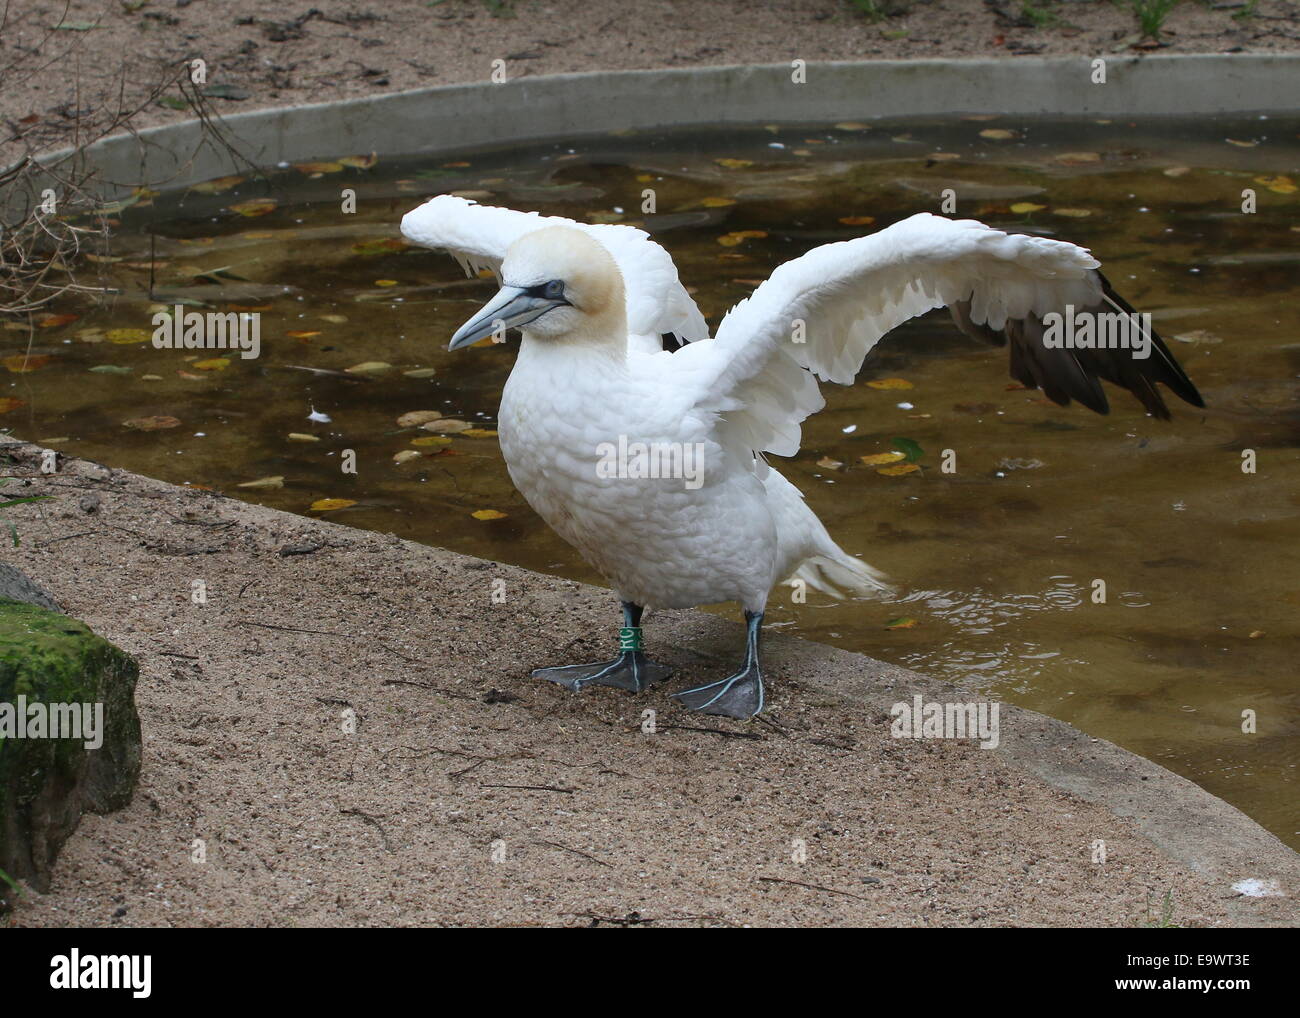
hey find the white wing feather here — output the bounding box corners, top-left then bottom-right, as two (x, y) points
(670, 213), (1102, 459)
(400, 195), (708, 349)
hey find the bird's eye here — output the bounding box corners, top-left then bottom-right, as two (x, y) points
(543, 279), (565, 300)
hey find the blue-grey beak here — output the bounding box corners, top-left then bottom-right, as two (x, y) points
(448, 285), (566, 350)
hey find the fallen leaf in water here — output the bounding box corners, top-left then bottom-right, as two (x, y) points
(123, 415), (180, 430)
(1255, 175), (1298, 194)
(229, 198), (278, 217)
(339, 152), (379, 169)
(867, 377), (913, 390)
(238, 476), (284, 489)
(422, 419), (472, 433)
(926, 152), (962, 162)
(715, 158), (754, 169)
(471, 509), (507, 521)
(877, 463), (921, 476)
(884, 617), (918, 629)
(193, 357), (231, 370)
(834, 122), (869, 131)
(979, 128), (1017, 140)
(717, 230), (767, 247)
(373, 279), (399, 287)
(1163, 166), (1191, 177)
(76, 328), (105, 343)
(1053, 207), (1093, 218)
(1054, 151), (1101, 165)
(352, 238), (408, 255)
(294, 161), (344, 174)
(442, 161), (471, 168)
(83, 252), (123, 263)
(860, 451), (906, 466)
(191, 175), (246, 194)
(287, 433), (320, 442)
(461, 428), (499, 438)
(838, 215), (876, 226)
(699, 197), (737, 208)
(1225, 138), (1258, 148)
(1249, 630), (1265, 639)
(90, 364), (133, 375)
(3, 354), (51, 373)
(392, 449), (422, 464)
(403, 367), (438, 379)
(816, 456), (844, 470)
(319, 314), (348, 324)
(891, 437), (924, 462)
(286, 330), (321, 340)
(37, 313), (78, 329)
(397, 410), (443, 428)
(345, 361), (392, 375)
(0, 397), (24, 413)
(106, 327), (150, 344)
(141, 374), (162, 381)
(1010, 202), (1046, 214)
(176, 370), (203, 380)
(309, 498), (356, 512)
(410, 435), (452, 447)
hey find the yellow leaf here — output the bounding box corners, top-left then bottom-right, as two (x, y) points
(877, 463), (921, 476)
(396, 410), (443, 428)
(1054, 151), (1101, 165)
(979, 128), (1017, 140)
(3, 354), (51, 373)
(422, 419), (472, 433)
(866, 377), (914, 390)
(1010, 202), (1046, 214)
(191, 175), (246, 194)
(1225, 138), (1258, 148)
(403, 368), (437, 379)
(392, 449), (422, 464)
(345, 361), (392, 374)
(286, 330), (321, 339)
(1255, 175), (1298, 194)
(816, 456), (844, 470)
(833, 122), (869, 131)
(193, 357), (230, 371)
(293, 161), (344, 174)
(838, 216), (876, 226)
(700, 197), (737, 208)
(229, 198), (277, 217)
(860, 451), (906, 466)
(287, 433), (320, 442)
(461, 428), (499, 438)
(410, 435), (452, 447)
(0, 397), (24, 413)
(106, 327), (150, 344)
(339, 152), (378, 169)
(237, 475), (284, 489)
(715, 158), (753, 169)
(471, 509), (507, 521)
(309, 498), (356, 511)
(373, 279), (399, 287)
(884, 617), (918, 629)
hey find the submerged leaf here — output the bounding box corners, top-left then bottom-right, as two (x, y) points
(309, 498), (357, 512)
(3, 354), (51, 373)
(876, 462), (921, 477)
(860, 451), (906, 466)
(396, 410), (443, 428)
(238, 475), (284, 489)
(123, 415), (181, 430)
(866, 377), (914, 390)
(884, 617), (918, 630)
(0, 397), (24, 413)
(471, 509), (507, 521)
(229, 198), (278, 217)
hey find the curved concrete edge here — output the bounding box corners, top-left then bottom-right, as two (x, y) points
(25, 54), (1300, 203)
(754, 630), (1299, 926)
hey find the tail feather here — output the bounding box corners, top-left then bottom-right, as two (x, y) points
(787, 552), (892, 600)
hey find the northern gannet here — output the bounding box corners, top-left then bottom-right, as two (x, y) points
(401, 196), (1203, 718)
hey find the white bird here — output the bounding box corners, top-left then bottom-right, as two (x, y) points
(401, 196), (1203, 718)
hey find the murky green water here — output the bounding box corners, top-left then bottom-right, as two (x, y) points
(4, 115), (1297, 848)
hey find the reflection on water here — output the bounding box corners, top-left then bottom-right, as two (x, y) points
(3, 114), (1297, 847)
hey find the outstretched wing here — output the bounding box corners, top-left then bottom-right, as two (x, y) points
(400, 195), (709, 348)
(669, 212), (1203, 459)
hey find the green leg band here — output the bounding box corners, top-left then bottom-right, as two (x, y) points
(618, 626), (643, 653)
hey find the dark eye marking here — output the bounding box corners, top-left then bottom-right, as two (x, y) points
(523, 279), (569, 303)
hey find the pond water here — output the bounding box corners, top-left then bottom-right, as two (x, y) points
(4, 114), (1297, 848)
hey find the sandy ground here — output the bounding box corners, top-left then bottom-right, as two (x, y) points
(3, 0), (1300, 165)
(1, 439), (1294, 928)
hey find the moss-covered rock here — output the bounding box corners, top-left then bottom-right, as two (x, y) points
(0, 597), (141, 909)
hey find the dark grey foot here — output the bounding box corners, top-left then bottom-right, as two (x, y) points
(672, 664), (764, 718)
(532, 652), (672, 693)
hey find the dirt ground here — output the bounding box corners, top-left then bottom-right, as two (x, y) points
(3, 0), (1299, 165)
(1, 440), (1294, 928)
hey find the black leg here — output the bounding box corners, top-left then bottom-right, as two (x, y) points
(672, 610), (765, 718)
(532, 601), (672, 693)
